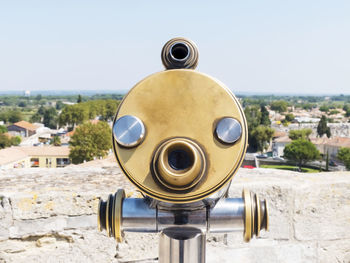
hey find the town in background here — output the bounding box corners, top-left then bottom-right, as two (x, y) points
(0, 91), (349, 172)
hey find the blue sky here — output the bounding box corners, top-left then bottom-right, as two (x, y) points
(0, 1), (349, 94)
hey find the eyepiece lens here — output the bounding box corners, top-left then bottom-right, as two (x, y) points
(171, 43), (189, 60)
(168, 149), (193, 170)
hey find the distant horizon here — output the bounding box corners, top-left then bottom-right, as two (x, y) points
(0, 89), (349, 97)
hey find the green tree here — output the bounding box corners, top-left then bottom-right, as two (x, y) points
(343, 104), (350, 117)
(0, 134), (21, 149)
(244, 105), (261, 151)
(0, 134), (11, 149)
(250, 125), (275, 152)
(43, 107), (58, 129)
(69, 121), (112, 164)
(77, 94), (82, 103)
(18, 101), (27, 107)
(260, 105), (271, 126)
(284, 113), (295, 122)
(59, 104), (88, 128)
(104, 100), (119, 121)
(8, 111), (23, 123)
(289, 128), (312, 140)
(319, 105), (329, 112)
(0, 112), (9, 123)
(337, 147), (350, 170)
(59, 100), (119, 127)
(38, 105), (45, 115)
(50, 135), (61, 146)
(270, 100), (288, 113)
(10, 136), (21, 146)
(56, 101), (65, 110)
(0, 125), (7, 134)
(284, 139), (320, 172)
(301, 103), (314, 110)
(30, 112), (42, 123)
(346, 110), (350, 118)
(317, 115), (331, 138)
(329, 110), (340, 115)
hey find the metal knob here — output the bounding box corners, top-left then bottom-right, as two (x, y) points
(113, 115), (146, 148)
(215, 117), (242, 144)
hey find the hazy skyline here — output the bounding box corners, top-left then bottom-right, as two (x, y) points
(1, 1), (350, 95)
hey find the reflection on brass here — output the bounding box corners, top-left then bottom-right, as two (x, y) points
(243, 189), (252, 242)
(97, 38), (269, 253)
(113, 69), (247, 203)
(243, 189), (269, 242)
(112, 37), (247, 203)
(113, 189), (125, 242)
(256, 193), (261, 236)
(97, 199), (104, 232)
(106, 194), (113, 237)
(98, 189), (125, 243)
(153, 138), (206, 190)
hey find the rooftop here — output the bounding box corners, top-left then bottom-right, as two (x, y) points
(10, 121), (37, 131)
(0, 147), (28, 165)
(327, 137), (350, 148)
(274, 135), (292, 143)
(0, 146), (70, 165)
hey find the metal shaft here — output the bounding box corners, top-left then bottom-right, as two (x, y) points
(98, 190), (269, 242)
(159, 227), (205, 263)
(120, 198), (245, 233)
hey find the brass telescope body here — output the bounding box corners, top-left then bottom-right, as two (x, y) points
(98, 37), (269, 262)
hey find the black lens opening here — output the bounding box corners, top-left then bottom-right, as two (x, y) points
(168, 149), (193, 170)
(171, 43), (189, 60)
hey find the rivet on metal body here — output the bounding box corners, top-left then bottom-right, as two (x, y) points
(215, 117), (242, 144)
(113, 115), (145, 148)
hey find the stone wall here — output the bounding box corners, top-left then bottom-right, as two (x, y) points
(0, 166), (349, 263)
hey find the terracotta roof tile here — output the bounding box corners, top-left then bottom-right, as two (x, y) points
(274, 135), (292, 143)
(327, 137), (350, 148)
(12, 121), (37, 131)
(273, 131), (287, 138)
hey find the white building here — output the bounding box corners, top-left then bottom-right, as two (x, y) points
(272, 136), (291, 157)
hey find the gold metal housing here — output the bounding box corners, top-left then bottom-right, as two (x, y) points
(161, 37), (199, 69)
(153, 138), (206, 190)
(243, 189), (269, 242)
(113, 69), (247, 203)
(113, 189), (125, 242)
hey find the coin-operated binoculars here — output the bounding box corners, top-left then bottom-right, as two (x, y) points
(98, 38), (268, 263)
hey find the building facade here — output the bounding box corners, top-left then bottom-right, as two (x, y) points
(7, 121), (37, 137)
(0, 146), (71, 169)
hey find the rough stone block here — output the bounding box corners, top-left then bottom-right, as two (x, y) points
(207, 240), (317, 263)
(66, 215), (96, 230)
(318, 239), (350, 263)
(294, 176), (350, 241)
(9, 217), (67, 238)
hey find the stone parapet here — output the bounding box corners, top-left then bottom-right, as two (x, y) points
(0, 167), (349, 262)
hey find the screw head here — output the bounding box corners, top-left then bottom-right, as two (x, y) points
(215, 117), (242, 144)
(113, 115), (145, 147)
